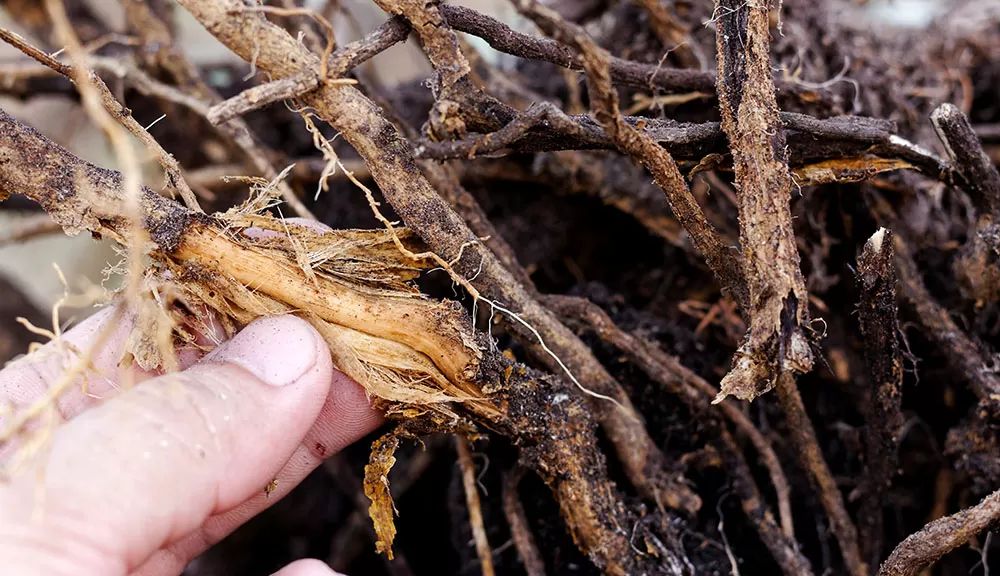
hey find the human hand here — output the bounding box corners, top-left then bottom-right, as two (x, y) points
(0, 307), (383, 575)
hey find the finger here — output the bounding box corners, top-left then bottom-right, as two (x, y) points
(0, 305), (225, 461)
(0, 315), (335, 574)
(131, 369), (382, 576)
(271, 559), (344, 576)
(0, 306), (147, 463)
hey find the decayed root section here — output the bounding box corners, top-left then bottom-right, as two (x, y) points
(712, 0), (814, 403)
(711, 4), (865, 575)
(172, 0), (701, 532)
(878, 488), (1000, 576)
(0, 106), (673, 575)
(0, 108), (190, 249)
(854, 228), (904, 568)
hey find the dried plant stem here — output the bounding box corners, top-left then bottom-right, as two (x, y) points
(932, 103), (1000, 217)
(207, 15), (410, 125)
(416, 109), (912, 169)
(208, 73), (320, 125)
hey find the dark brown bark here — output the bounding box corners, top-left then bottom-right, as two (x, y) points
(855, 228), (905, 569)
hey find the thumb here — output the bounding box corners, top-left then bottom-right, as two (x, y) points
(271, 558), (345, 576)
(0, 315), (335, 575)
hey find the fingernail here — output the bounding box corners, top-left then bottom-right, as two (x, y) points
(268, 558), (344, 575)
(204, 316), (320, 387)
